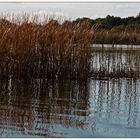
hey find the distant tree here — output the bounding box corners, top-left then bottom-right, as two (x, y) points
(72, 14), (140, 30)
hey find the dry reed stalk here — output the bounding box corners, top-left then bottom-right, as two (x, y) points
(0, 14), (94, 80)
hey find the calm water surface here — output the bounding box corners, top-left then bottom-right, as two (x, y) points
(0, 78), (140, 138)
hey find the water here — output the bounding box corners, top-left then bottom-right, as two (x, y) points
(91, 44), (140, 48)
(0, 78), (140, 138)
(0, 44), (140, 138)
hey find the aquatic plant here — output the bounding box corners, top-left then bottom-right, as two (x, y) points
(0, 14), (93, 80)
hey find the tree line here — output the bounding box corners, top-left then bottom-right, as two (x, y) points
(72, 13), (140, 31)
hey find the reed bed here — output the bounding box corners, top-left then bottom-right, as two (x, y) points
(89, 28), (140, 79)
(0, 15), (93, 80)
(90, 45), (140, 79)
(0, 14), (140, 80)
(92, 30), (140, 45)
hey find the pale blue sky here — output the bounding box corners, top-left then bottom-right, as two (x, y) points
(0, 3), (140, 20)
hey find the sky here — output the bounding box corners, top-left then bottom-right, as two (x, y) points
(0, 3), (140, 20)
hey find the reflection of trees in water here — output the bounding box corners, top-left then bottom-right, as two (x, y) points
(0, 79), (90, 137)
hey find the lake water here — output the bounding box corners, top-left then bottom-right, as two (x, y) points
(0, 78), (140, 138)
(91, 44), (140, 48)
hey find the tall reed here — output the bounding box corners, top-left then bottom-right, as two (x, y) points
(0, 15), (94, 80)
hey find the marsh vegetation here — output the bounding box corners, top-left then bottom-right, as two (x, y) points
(0, 14), (140, 80)
(0, 13), (140, 138)
(0, 15), (94, 80)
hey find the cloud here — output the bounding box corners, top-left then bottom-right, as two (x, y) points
(0, 3), (139, 20)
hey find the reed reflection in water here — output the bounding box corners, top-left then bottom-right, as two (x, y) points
(0, 78), (140, 137)
(91, 46), (140, 78)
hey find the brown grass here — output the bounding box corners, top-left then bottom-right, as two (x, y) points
(92, 29), (140, 45)
(0, 15), (94, 80)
